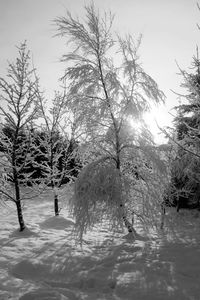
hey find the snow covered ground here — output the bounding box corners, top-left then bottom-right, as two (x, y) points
(0, 186), (200, 300)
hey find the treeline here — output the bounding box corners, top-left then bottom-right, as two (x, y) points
(164, 54), (200, 211)
(0, 124), (81, 185)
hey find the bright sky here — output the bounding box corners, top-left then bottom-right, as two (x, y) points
(0, 0), (200, 143)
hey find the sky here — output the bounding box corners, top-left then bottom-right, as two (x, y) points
(0, 0), (200, 142)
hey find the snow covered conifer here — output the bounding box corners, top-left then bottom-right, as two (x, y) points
(166, 51), (200, 211)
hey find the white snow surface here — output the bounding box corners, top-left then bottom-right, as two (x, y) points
(0, 186), (200, 300)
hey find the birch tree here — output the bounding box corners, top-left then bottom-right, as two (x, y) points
(55, 4), (167, 240)
(0, 42), (40, 231)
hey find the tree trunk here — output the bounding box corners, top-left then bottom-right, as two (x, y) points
(13, 168), (26, 231)
(15, 200), (26, 231)
(116, 155), (137, 236)
(176, 199), (180, 212)
(54, 194), (59, 216)
(120, 204), (137, 236)
(114, 141), (137, 236)
(160, 201), (166, 229)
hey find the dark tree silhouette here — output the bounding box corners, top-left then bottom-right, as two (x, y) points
(166, 52), (200, 211)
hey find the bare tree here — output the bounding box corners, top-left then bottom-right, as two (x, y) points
(35, 87), (81, 216)
(0, 42), (40, 231)
(55, 4), (167, 241)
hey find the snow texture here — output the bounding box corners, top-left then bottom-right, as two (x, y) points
(0, 188), (200, 299)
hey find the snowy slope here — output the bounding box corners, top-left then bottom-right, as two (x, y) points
(0, 188), (200, 300)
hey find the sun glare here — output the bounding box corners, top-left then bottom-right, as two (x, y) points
(129, 106), (170, 144)
(142, 107), (169, 144)
(129, 118), (142, 132)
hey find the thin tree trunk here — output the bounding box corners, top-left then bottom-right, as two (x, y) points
(176, 199), (181, 212)
(54, 194), (59, 216)
(13, 158), (26, 231)
(15, 200), (26, 231)
(160, 201), (166, 229)
(12, 122), (26, 231)
(116, 152), (137, 236)
(53, 186), (59, 216)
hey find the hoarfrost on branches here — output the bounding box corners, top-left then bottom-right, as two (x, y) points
(34, 85), (81, 216)
(0, 42), (42, 231)
(55, 3), (168, 241)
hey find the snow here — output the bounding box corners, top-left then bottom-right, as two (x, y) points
(0, 188), (200, 300)
(39, 216), (75, 230)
